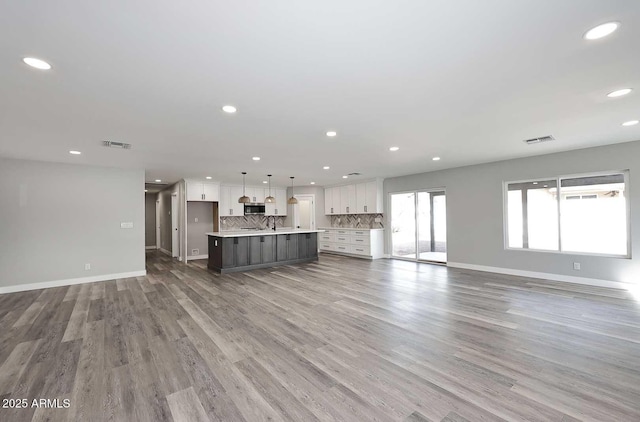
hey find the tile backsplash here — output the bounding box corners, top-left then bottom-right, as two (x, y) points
(220, 215), (286, 231)
(330, 214), (384, 229)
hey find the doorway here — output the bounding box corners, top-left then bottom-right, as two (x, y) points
(293, 194), (315, 230)
(390, 189), (447, 263)
(171, 193), (179, 258)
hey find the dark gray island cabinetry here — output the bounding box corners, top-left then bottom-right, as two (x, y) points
(207, 230), (321, 273)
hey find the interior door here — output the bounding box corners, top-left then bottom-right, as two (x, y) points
(171, 194), (179, 258)
(155, 200), (161, 249)
(293, 195), (315, 230)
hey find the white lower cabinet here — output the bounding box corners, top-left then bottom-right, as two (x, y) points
(318, 228), (384, 259)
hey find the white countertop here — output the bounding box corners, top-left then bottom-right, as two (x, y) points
(318, 227), (384, 231)
(207, 228), (326, 238)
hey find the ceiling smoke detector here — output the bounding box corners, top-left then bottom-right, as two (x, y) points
(102, 140), (132, 149)
(523, 135), (555, 145)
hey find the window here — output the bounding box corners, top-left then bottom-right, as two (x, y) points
(505, 172), (629, 257)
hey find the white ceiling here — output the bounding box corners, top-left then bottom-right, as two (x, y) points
(2, 0), (639, 188)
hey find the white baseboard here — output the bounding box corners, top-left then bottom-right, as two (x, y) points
(187, 254), (208, 261)
(447, 262), (630, 290)
(0, 270), (147, 295)
(145, 246), (157, 250)
(159, 248), (172, 256)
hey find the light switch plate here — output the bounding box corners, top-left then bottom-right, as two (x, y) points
(120, 222), (134, 229)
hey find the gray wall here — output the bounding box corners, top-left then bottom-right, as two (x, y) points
(284, 186), (331, 229)
(187, 201), (214, 257)
(0, 158), (145, 288)
(384, 140), (640, 284)
(145, 193), (157, 247)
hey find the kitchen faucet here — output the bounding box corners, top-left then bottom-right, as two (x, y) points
(269, 216), (277, 231)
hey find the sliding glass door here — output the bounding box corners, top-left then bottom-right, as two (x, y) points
(391, 192), (417, 259)
(391, 190), (447, 263)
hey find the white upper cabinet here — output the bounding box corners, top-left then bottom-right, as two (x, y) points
(365, 180), (382, 213)
(187, 181), (220, 202)
(265, 187), (287, 216)
(356, 183), (367, 213)
(332, 187), (341, 215)
(221, 185), (286, 216)
(241, 187), (266, 203)
(202, 183), (219, 202)
(324, 188), (333, 215)
(220, 186), (245, 216)
(324, 179), (383, 215)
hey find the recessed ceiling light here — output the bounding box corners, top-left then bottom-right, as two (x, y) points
(310, 182), (316, 185)
(584, 22), (619, 40)
(69, 150), (81, 155)
(206, 176), (212, 180)
(323, 166), (330, 170)
(23, 57), (52, 70)
(252, 156), (260, 161)
(543, 185), (548, 188)
(342, 175), (348, 179)
(622, 120), (639, 126)
(326, 131), (337, 137)
(222, 105), (237, 113)
(432, 157), (441, 161)
(533, 182), (539, 185)
(607, 88), (632, 98)
(389, 147), (400, 152)
(155, 179), (161, 183)
(262, 180), (268, 184)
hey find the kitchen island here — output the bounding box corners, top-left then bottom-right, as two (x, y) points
(206, 229), (324, 273)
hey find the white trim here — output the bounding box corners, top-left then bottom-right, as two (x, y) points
(159, 248), (172, 256)
(0, 270), (147, 295)
(145, 246), (157, 250)
(187, 254), (208, 261)
(447, 261), (631, 290)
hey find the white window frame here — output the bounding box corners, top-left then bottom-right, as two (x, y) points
(503, 169), (631, 259)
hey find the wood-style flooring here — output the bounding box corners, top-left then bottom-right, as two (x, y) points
(1, 251), (639, 421)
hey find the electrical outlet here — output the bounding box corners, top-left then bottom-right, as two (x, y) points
(357, 217), (361, 222)
(84, 263), (91, 271)
(192, 249), (199, 256)
(374, 217), (382, 223)
(573, 262), (581, 270)
(194, 217), (198, 223)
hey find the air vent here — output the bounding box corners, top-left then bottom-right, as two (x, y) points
(102, 140), (132, 149)
(347, 172), (362, 176)
(523, 135), (554, 145)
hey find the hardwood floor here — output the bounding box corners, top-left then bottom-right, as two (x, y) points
(1, 251), (639, 421)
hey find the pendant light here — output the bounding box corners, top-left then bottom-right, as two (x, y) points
(238, 172), (250, 203)
(287, 176), (298, 205)
(264, 174), (275, 203)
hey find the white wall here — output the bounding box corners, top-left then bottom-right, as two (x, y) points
(0, 158), (145, 291)
(384, 140), (640, 285)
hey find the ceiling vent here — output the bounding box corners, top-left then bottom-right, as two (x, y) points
(348, 172), (362, 176)
(102, 140), (132, 149)
(523, 135), (554, 145)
